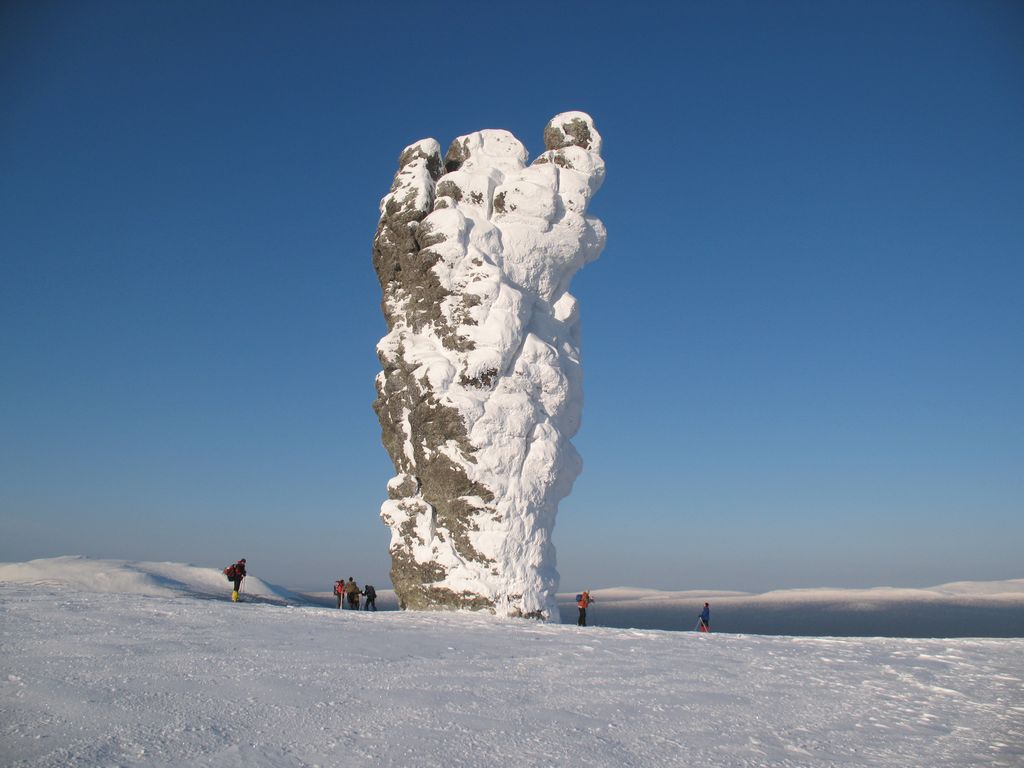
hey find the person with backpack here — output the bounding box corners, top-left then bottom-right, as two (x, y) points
(362, 584), (377, 611)
(577, 590), (593, 626)
(224, 558), (246, 602)
(333, 579), (346, 609)
(345, 577), (360, 610)
(698, 602), (711, 632)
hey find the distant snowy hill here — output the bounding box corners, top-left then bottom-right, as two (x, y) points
(0, 556), (398, 610)
(556, 581), (1024, 638)
(0, 556), (302, 604)
(2, 557), (1022, 767)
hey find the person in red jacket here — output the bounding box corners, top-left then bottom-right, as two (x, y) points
(333, 579), (345, 609)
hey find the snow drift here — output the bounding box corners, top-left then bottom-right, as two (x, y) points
(0, 556), (300, 604)
(372, 112), (606, 619)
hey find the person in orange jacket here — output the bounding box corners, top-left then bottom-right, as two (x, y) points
(577, 590), (594, 626)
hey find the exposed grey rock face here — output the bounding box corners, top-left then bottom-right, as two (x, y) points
(372, 113), (605, 619)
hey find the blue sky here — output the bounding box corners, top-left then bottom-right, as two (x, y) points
(2, 1), (1021, 592)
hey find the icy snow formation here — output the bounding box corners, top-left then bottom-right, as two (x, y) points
(372, 112), (605, 619)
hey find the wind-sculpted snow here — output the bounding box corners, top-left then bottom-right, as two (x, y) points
(0, 556), (302, 604)
(3, 576), (1023, 767)
(372, 113), (605, 619)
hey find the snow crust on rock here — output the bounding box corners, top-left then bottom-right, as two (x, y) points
(372, 113), (605, 619)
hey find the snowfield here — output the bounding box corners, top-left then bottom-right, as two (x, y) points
(2, 559), (1022, 767)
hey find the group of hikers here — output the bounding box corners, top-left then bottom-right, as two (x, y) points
(333, 577), (377, 611)
(222, 559), (376, 611)
(226, 560), (711, 631)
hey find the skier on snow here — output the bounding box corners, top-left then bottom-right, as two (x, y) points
(698, 602), (710, 632)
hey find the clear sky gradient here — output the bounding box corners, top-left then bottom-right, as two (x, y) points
(2, 1), (1022, 592)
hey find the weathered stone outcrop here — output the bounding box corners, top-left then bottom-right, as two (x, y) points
(372, 113), (606, 619)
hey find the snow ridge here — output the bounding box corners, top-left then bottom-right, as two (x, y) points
(0, 556), (299, 604)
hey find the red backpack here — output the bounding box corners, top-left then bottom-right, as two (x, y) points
(224, 564), (238, 581)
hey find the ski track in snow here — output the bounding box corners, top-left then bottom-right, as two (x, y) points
(2, 584), (1022, 767)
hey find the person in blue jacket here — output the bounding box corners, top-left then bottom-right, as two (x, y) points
(698, 602), (710, 632)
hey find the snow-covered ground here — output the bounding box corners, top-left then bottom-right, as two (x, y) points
(2, 558), (1022, 767)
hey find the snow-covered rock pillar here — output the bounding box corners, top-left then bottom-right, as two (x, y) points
(372, 112), (605, 619)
